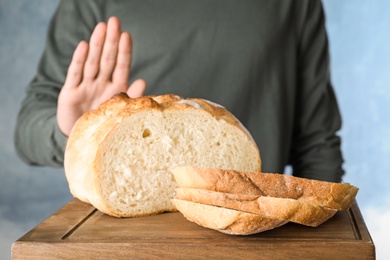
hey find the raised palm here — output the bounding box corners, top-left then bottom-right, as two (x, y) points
(57, 17), (146, 136)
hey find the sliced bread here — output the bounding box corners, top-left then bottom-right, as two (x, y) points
(176, 188), (337, 227)
(172, 199), (287, 235)
(172, 166), (358, 211)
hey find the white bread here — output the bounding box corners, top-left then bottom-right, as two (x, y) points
(64, 93), (261, 217)
(172, 167), (358, 211)
(172, 199), (287, 235)
(176, 188), (337, 227)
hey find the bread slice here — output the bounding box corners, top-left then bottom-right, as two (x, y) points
(176, 188), (337, 227)
(172, 199), (287, 235)
(64, 94), (261, 217)
(172, 167), (358, 211)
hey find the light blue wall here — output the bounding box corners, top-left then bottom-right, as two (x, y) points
(0, 1), (69, 259)
(0, 1), (388, 259)
(322, 3), (390, 257)
(323, 0), (390, 207)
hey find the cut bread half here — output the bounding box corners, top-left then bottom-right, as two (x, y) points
(172, 167), (358, 211)
(64, 94), (261, 217)
(176, 188), (337, 227)
(172, 199), (287, 235)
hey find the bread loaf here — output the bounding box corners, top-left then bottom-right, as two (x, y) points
(64, 93), (261, 217)
(172, 167), (358, 211)
(176, 188), (337, 227)
(172, 199), (287, 235)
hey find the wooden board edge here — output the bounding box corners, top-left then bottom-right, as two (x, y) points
(11, 240), (375, 260)
(13, 199), (96, 242)
(349, 200), (375, 243)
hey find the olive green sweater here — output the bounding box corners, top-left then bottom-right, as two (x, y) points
(15, 0), (344, 182)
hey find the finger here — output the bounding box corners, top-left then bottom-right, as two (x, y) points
(127, 79), (147, 98)
(99, 16), (121, 80)
(64, 41), (89, 88)
(112, 31), (132, 86)
(84, 22), (107, 80)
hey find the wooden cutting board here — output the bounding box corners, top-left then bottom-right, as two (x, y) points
(12, 199), (375, 259)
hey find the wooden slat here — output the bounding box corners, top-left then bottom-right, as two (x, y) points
(12, 199), (375, 260)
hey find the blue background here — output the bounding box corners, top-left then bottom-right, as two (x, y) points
(0, 1), (389, 259)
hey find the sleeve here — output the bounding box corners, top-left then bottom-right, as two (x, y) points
(14, 0), (104, 167)
(289, 0), (345, 182)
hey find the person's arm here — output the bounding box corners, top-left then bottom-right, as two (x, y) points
(14, 1), (92, 167)
(289, 0), (344, 182)
(14, 1), (145, 167)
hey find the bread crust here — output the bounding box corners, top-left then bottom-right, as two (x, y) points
(172, 167), (358, 211)
(176, 188), (337, 227)
(173, 199), (287, 235)
(64, 94), (131, 205)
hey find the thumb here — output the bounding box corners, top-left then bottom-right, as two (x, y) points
(127, 79), (147, 98)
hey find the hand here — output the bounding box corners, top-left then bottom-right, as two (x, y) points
(57, 16), (146, 136)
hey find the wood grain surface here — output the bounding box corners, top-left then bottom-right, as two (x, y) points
(12, 199), (375, 259)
